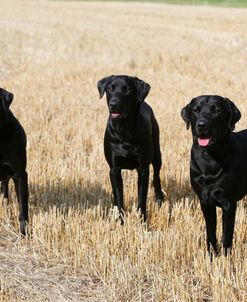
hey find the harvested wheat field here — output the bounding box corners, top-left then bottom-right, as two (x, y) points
(0, 0), (246, 301)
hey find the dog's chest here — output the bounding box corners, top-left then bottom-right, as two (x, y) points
(192, 151), (229, 206)
(115, 141), (138, 157)
(193, 150), (221, 175)
(193, 172), (228, 207)
(0, 164), (14, 181)
(195, 172), (222, 191)
(111, 142), (139, 169)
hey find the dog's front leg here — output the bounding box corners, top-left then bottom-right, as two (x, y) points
(137, 167), (150, 221)
(13, 171), (29, 235)
(222, 202), (237, 256)
(200, 202), (218, 255)
(110, 167), (124, 222)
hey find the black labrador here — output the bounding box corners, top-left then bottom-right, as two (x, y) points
(181, 95), (246, 256)
(0, 88), (28, 235)
(97, 75), (164, 222)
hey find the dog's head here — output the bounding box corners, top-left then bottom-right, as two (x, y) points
(0, 88), (13, 121)
(97, 75), (150, 119)
(181, 95), (241, 148)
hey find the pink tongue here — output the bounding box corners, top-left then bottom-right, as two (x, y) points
(111, 113), (120, 118)
(198, 138), (210, 147)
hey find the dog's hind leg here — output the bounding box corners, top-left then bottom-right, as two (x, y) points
(13, 171), (29, 235)
(1, 179), (10, 199)
(152, 119), (164, 206)
(137, 167), (150, 221)
(152, 157), (164, 206)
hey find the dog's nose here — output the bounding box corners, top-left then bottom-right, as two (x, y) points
(109, 98), (119, 111)
(196, 120), (208, 131)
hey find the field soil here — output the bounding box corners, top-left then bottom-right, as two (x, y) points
(0, 1), (246, 301)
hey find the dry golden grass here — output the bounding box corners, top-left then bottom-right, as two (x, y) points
(0, 0), (247, 301)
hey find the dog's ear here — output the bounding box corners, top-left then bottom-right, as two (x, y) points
(97, 76), (113, 99)
(181, 103), (191, 130)
(135, 77), (150, 103)
(225, 98), (241, 131)
(0, 88), (13, 109)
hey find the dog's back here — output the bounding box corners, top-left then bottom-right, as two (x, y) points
(234, 129), (247, 148)
(229, 130), (247, 199)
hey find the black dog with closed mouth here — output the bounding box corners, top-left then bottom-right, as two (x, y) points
(181, 95), (247, 256)
(97, 75), (164, 221)
(0, 88), (28, 235)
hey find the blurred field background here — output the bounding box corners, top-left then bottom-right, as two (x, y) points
(0, 0), (247, 301)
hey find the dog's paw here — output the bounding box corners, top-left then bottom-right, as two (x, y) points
(155, 190), (167, 206)
(20, 221), (28, 237)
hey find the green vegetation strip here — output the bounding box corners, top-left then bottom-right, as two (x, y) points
(156, 0), (247, 6)
(61, 0), (247, 7)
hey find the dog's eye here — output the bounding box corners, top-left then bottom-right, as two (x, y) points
(193, 106), (201, 113)
(211, 105), (220, 114)
(108, 85), (115, 92)
(122, 85), (131, 94)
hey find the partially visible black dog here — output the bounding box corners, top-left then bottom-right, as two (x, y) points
(181, 95), (247, 256)
(0, 88), (28, 235)
(97, 75), (164, 221)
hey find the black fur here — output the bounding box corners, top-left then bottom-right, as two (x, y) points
(0, 88), (28, 235)
(98, 75), (164, 221)
(181, 95), (245, 256)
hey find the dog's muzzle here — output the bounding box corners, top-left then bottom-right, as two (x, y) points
(109, 98), (122, 119)
(196, 119), (212, 147)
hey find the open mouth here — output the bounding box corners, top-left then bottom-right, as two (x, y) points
(110, 112), (122, 119)
(197, 137), (211, 147)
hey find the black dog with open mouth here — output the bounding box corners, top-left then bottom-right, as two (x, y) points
(181, 95), (247, 256)
(97, 75), (164, 222)
(0, 88), (28, 235)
